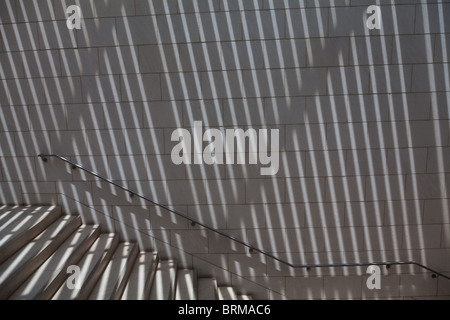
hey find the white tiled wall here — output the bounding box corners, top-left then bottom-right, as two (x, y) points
(1, 0), (449, 299)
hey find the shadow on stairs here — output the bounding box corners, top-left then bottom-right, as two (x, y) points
(0, 205), (252, 300)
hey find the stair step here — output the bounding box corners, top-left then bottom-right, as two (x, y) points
(52, 233), (119, 300)
(0, 215), (81, 299)
(10, 224), (100, 300)
(238, 294), (253, 300)
(121, 251), (158, 300)
(0, 206), (61, 264)
(149, 260), (177, 300)
(197, 278), (218, 300)
(175, 269), (196, 300)
(88, 242), (139, 300)
(218, 287), (238, 300)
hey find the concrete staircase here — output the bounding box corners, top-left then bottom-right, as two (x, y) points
(0, 205), (252, 300)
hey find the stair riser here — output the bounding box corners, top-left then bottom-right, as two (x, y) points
(218, 287), (239, 300)
(121, 253), (159, 300)
(149, 261), (178, 300)
(142, 256), (159, 300)
(77, 235), (120, 300)
(170, 269), (178, 300)
(175, 270), (197, 300)
(112, 244), (139, 300)
(197, 279), (219, 300)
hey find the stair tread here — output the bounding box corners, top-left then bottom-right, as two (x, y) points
(122, 251), (158, 300)
(89, 242), (138, 300)
(175, 269), (196, 300)
(10, 224), (100, 300)
(149, 260), (177, 300)
(197, 278), (218, 300)
(52, 233), (119, 300)
(0, 205), (58, 236)
(0, 206), (61, 263)
(218, 286), (238, 300)
(0, 205), (28, 224)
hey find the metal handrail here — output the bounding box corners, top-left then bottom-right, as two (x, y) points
(38, 153), (450, 280)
